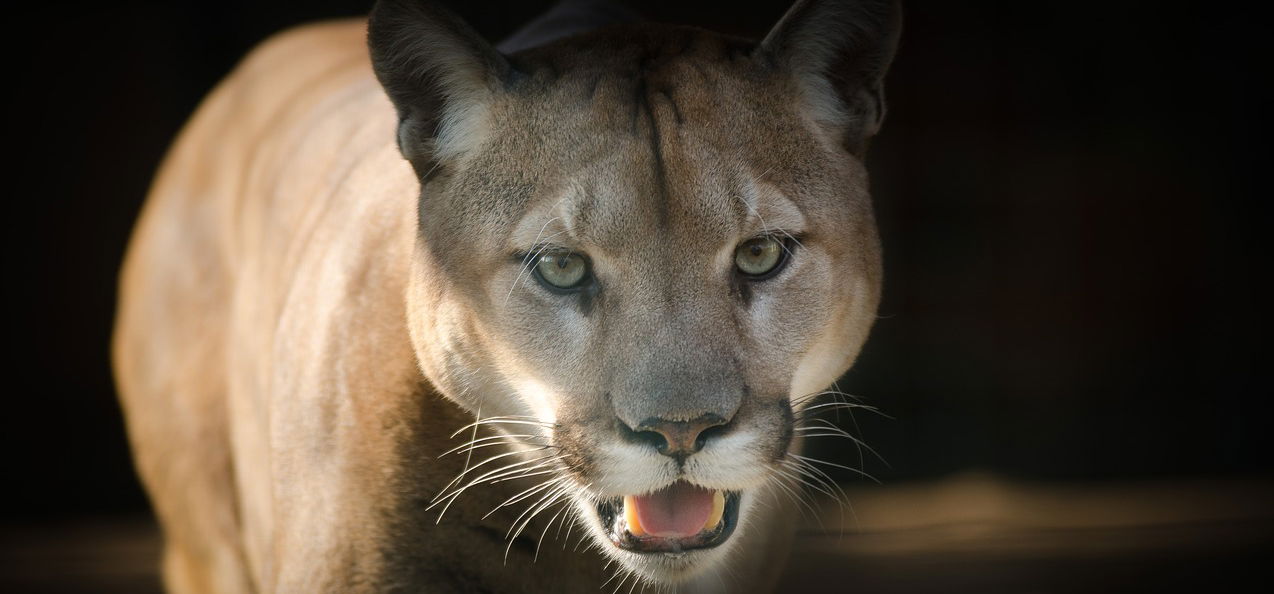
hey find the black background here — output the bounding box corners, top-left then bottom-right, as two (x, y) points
(4, 0), (1268, 525)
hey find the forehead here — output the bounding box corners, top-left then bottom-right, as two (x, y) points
(484, 33), (817, 254)
(432, 26), (851, 267)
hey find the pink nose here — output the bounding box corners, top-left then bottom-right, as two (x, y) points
(628, 414), (729, 459)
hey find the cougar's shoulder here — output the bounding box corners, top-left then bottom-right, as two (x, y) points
(115, 18), (427, 592)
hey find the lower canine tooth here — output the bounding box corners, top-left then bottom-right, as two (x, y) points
(704, 490), (725, 531)
(623, 495), (645, 536)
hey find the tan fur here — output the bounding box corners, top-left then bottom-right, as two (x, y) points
(115, 2), (893, 591)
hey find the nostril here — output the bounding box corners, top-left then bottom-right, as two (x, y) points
(626, 414), (730, 458)
(617, 419), (669, 451)
(695, 423), (728, 451)
(636, 429), (669, 452)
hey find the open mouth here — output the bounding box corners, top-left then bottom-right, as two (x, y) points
(596, 481), (741, 554)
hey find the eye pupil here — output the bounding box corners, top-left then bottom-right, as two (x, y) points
(734, 236), (786, 278)
(535, 252), (589, 290)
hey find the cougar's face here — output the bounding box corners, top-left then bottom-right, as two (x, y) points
(404, 38), (881, 584)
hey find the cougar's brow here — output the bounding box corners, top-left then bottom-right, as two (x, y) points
(507, 187), (584, 251)
(736, 177), (807, 238)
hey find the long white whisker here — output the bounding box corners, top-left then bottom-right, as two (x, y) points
(791, 454), (881, 483)
(775, 461), (841, 505)
(601, 564), (624, 590)
(505, 216), (561, 304)
(429, 454), (564, 523)
(560, 509), (578, 550)
(489, 467), (562, 484)
(794, 419), (889, 467)
(438, 434), (542, 457)
(791, 457), (858, 532)
(506, 482), (568, 539)
(505, 484), (573, 562)
(534, 498), (573, 562)
(795, 401), (882, 415)
(431, 448), (556, 504)
(438, 455), (562, 502)
(764, 472), (821, 526)
(449, 418), (555, 439)
(772, 464), (841, 535)
(485, 476), (569, 520)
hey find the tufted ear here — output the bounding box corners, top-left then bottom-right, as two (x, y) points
(367, 0), (512, 177)
(758, 0), (901, 156)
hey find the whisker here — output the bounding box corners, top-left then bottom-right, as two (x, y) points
(787, 458), (851, 521)
(438, 434), (545, 458)
(560, 511), (577, 550)
(611, 568), (634, 594)
(795, 401), (883, 415)
(534, 499), (573, 562)
(449, 418), (555, 439)
(773, 463), (844, 535)
(764, 472), (822, 526)
(791, 457), (859, 532)
(506, 218), (562, 301)
(600, 562), (625, 590)
(506, 484), (573, 562)
(794, 419), (890, 468)
(485, 476), (569, 520)
(790, 454), (881, 484)
(431, 448), (557, 503)
(489, 467), (562, 484)
(791, 388), (875, 409)
(776, 460), (842, 506)
(429, 454), (564, 522)
(458, 405), (483, 506)
(573, 524), (592, 552)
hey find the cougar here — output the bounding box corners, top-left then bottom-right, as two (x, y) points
(112, 0), (899, 591)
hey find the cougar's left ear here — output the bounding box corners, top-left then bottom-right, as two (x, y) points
(367, 0), (513, 177)
(758, 0), (901, 156)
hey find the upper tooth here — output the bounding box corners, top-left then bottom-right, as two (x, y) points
(623, 495), (645, 536)
(704, 490), (725, 531)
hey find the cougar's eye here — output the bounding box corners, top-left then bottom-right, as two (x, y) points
(534, 252), (589, 290)
(734, 236), (786, 278)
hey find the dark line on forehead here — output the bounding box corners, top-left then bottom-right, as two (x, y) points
(634, 76), (671, 227)
(655, 88), (684, 126)
(589, 73), (604, 100)
(628, 76), (644, 135)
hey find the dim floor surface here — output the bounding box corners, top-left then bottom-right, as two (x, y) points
(4, 475), (1271, 593)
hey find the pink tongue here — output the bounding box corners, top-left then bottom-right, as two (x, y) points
(632, 482), (714, 538)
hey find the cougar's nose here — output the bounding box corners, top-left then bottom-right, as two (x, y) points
(621, 414), (730, 459)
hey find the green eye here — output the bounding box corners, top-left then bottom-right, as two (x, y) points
(735, 236), (786, 277)
(535, 252), (589, 289)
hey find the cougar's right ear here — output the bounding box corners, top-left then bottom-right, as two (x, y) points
(368, 0), (512, 177)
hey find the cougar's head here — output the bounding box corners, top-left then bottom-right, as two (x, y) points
(370, 0), (898, 584)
